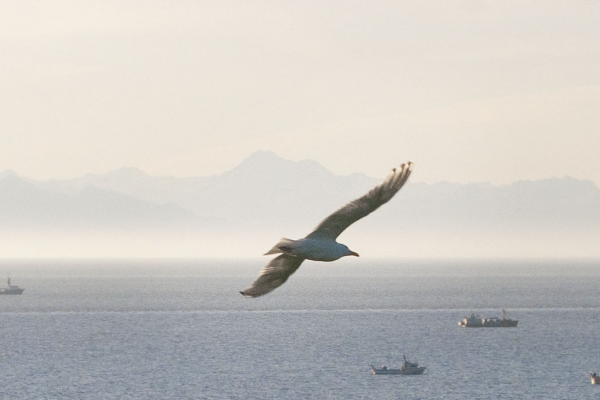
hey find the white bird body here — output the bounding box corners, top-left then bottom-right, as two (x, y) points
(240, 161), (413, 298)
(264, 237), (359, 262)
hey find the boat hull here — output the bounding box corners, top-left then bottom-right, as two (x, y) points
(372, 367), (426, 375)
(0, 289), (25, 295)
(458, 320), (518, 328)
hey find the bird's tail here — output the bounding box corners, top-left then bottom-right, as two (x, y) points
(264, 238), (295, 255)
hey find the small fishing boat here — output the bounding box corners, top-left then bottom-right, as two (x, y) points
(0, 276), (24, 295)
(458, 309), (518, 328)
(371, 355), (426, 375)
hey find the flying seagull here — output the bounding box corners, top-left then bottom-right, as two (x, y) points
(240, 161), (413, 298)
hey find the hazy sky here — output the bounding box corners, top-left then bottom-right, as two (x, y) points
(2, 1), (600, 185)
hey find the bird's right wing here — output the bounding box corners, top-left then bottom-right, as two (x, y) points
(240, 254), (305, 298)
(307, 162), (412, 240)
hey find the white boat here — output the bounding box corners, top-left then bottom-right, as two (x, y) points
(371, 355), (426, 375)
(591, 372), (599, 385)
(0, 276), (25, 295)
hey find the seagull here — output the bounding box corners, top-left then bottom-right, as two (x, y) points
(240, 161), (413, 298)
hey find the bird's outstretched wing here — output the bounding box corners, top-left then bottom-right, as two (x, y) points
(306, 162), (412, 240)
(240, 254), (305, 298)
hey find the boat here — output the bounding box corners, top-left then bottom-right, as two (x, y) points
(458, 309), (517, 328)
(371, 355), (426, 375)
(591, 372), (599, 385)
(0, 276), (25, 295)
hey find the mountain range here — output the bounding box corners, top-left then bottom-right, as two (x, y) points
(2, 150), (599, 258)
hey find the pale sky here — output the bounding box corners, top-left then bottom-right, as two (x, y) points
(2, 1), (600, 185)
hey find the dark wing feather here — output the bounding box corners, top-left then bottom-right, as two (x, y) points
(240, 254), (305, 298)
(306, 162), (412, 240)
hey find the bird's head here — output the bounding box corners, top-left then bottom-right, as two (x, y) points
(342, 245), (360, 258)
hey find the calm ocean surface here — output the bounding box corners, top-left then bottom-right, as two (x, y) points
(1, 258), (599, 399)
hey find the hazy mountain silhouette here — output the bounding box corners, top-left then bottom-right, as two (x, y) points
(2, 151), (599, 257)
(0, 175), (216, 230)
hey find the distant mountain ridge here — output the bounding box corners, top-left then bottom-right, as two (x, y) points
(0, 174), (210, 230)
(2, 150), (599, 257)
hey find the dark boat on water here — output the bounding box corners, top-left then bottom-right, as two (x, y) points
(0, 276), (25, 295)
(371, 355), (426, 375)
(458, 309), (517, 328)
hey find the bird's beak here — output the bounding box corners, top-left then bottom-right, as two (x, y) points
(350, 251), (360, 257)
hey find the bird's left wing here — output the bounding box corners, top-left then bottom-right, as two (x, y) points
(240, 254), (305, 298)
(307, 162), (412, 240)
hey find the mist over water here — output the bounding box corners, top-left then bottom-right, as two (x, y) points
(1, 258), (599, 399)
(4, 152), (600, 259)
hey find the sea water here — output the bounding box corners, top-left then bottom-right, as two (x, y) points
(1, 258), (599, 399)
